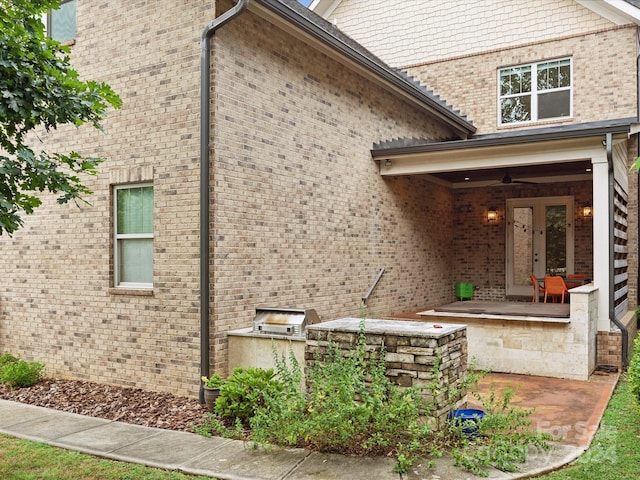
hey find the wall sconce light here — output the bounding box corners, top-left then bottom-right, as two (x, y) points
(582, 205), (593, 218)
(487, 207), (499, 224)
(384, 159), (393, 167)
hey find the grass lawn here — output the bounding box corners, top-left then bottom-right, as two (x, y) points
(537, 374), (640, 480)
(0, 435), (214, 480)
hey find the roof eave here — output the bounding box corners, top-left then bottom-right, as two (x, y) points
(371, 119), (636, 158)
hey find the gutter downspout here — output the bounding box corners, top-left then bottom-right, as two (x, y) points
(200, 0), (249, 403)
(606, 132), (629, 367)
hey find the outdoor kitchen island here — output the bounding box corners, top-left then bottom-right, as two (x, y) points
(306, 318), (468, 424)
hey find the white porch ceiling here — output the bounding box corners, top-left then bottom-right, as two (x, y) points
(375, 135), (624, 188)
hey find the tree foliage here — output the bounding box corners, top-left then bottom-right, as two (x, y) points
(0, 0), (121, 235)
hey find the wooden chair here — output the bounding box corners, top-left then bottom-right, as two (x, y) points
(543, 276), (569, 303)
(529, 274), (545, 303)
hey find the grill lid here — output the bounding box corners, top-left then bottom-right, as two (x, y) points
(252, 307), (320, 336)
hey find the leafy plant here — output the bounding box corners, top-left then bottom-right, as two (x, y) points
(214, 367), (283, 425)
(0, 353), (19, 369)
(0, 359), (45, 388)
(452, 383), (552, 476)
(0, 0), (122, 235)
(248, 321), (431, 473)
(201, 374), (224, 389)
(627, 335), (640, 405)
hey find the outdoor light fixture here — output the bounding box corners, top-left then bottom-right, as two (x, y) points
(582, 204), (593, 218)
(385, 159), (393, 167)
(487, 207), (499, 223)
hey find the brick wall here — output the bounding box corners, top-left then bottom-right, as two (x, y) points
(407, 26), (637, 133)
(0, 2), (460, 397)
(451, 181), (593, 301)
(208, 10), (459, 374)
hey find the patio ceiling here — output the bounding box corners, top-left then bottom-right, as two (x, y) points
(371, 119), (636, 188)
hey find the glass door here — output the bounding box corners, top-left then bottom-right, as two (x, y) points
(506, 196), (574, 297)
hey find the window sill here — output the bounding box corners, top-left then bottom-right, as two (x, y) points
(497, 117), (573, 131)
(109, 287), (154, 297)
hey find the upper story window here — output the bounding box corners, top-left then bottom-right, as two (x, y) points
(114, 184), (154, 289)
(47, 0), (76, 43)
(499, 58), (572, 125)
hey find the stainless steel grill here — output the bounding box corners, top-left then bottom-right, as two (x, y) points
(252, 307), (320, 337)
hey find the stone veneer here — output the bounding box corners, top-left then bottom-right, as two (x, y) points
(420, 285), (599, 380)
(305, 318), (468, 425)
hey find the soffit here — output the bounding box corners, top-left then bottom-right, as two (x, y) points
(373, 119), (635, 186)
(576, 0), (640, 24)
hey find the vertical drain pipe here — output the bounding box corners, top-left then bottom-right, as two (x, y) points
(200, 0), (249, 403)
(606, 133), (629, 367)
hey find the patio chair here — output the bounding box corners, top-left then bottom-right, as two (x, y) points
(543, 276), (569, 304)
(529, 274), (545, 303)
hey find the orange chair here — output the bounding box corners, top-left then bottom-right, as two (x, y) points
(529, 274), (545, 303)
(567, 273), (585, 279)
(543, 276), (569, 303)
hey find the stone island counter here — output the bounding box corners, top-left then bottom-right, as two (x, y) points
(305, 318), (468, 425)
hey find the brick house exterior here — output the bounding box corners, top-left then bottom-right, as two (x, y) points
(0, 0), (476, 396)
(313, 0), (640, 370)
(1, 0), (638, 397)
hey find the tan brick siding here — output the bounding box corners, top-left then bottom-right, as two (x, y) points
(0, 2), (460, 397)
(208, 12), (459, 374)
(406, 26), (638, 133)
(451, 181), (593, 301)
(328, 0), (613, 67)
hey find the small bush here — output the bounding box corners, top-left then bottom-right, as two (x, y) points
(452, 383), (551, 476)
(0, 353), (19, 369)
(628, 336), (640, 405)
(215, 367), (283, 425)
(0, 359), (45, 388)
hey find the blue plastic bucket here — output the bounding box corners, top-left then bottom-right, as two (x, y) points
(448, 408), (485, 437)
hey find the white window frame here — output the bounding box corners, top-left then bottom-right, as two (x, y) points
(114, 183), (154, 289)
(498, 58), (572, 126)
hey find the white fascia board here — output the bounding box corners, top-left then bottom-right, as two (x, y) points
(379, 137), (606, 176)
(309, 0), (342, 19)
(576, 0), (640, 25)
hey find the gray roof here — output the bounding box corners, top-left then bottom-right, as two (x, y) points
(625, 0), (640, 9)
(253, 0), (476, 136)
(371, 117), (637, 157)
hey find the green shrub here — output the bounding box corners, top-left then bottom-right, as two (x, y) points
(452, 384), (551, 476)
(0, 359), (45, 388)
(248, 321), (431, 472)
(628, 336), (640, 405)
(0, 353), (19, 369)
(214, 367), (283, 425)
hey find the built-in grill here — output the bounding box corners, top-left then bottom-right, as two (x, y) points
(252, 307), (320, 337)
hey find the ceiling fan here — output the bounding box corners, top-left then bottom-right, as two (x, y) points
(494, 168), (537, 185)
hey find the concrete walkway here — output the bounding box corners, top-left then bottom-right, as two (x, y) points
(0, 371), (618, 479)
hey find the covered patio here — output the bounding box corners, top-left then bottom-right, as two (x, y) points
(376, 119), (637, 378)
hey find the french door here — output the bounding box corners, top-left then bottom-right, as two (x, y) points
(506, 196), (574, 297)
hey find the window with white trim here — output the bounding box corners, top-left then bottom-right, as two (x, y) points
(47, 0), (76, 43)
(114, 184), (154, 288)
(499, 58), (572, 125)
